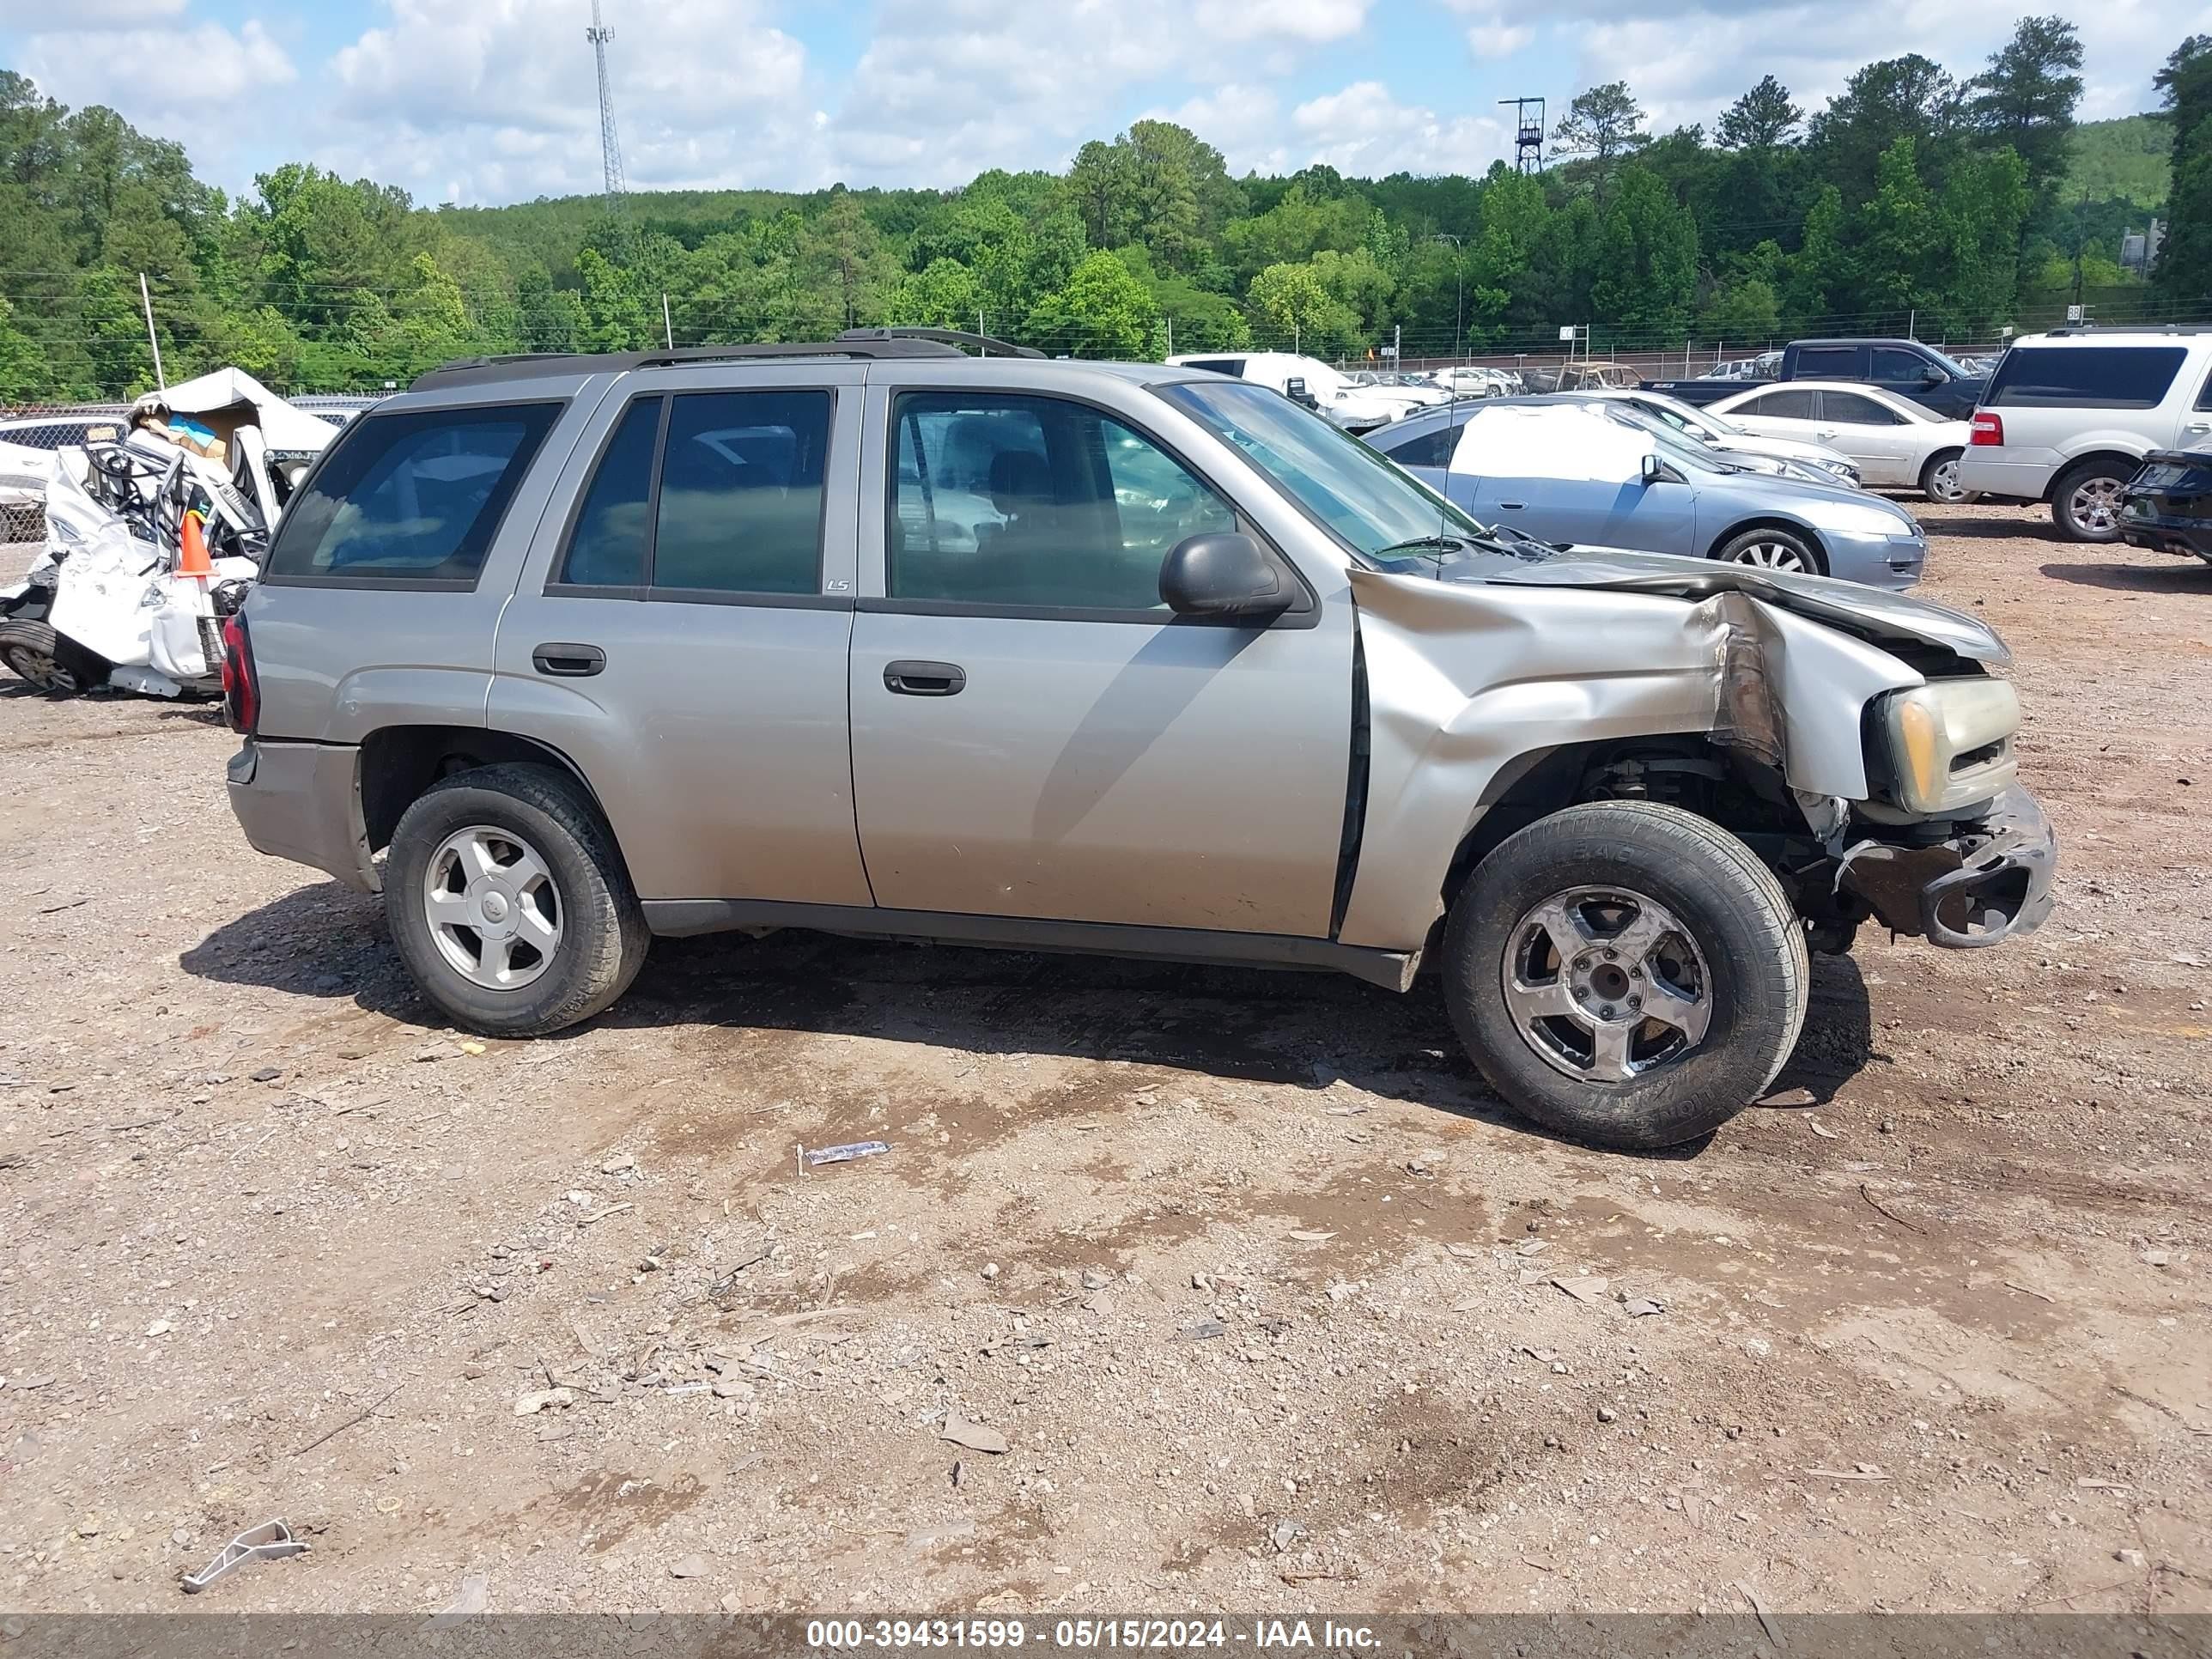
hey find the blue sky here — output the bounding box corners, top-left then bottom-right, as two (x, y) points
(0, 0), (2193, 208)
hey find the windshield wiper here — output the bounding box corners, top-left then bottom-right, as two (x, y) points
(1371, 533), (1481, 558)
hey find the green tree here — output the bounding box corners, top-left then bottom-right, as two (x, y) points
(2155, 35), (2212, 297)
(1940, 145), (2030, 330)
(1589, 168), (1698, 337)
(801, 191), (895, 328)
(1700, 276), (1781, 339)
(886, 257), (983, 330)
(516, 267), (589, 352)
(1551, 82), (1650, 196)
(1785, 185), (1849, 321)
(1716, 76), (1803, 150)
(0, 294), (50, 401)
(1850, 137), (1946, 315)
(1967, 15), (2083, 210)
(1245, 262), (1360, 355)
(1024, 248), (1160, 357)
(1808, 56), (1962, 201)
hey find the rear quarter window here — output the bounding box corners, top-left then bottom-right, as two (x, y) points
(1985, 347), (2188, 410)
(264, 402), (562, 588)
(1794, 346), (1859, 378)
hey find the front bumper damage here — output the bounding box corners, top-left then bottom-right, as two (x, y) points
(1836, 785), (2056, 948)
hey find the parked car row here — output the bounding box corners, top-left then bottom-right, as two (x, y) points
(1364, 398), (1928, 589)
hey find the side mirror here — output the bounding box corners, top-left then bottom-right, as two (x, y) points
(1640, 452), (1665, 485)
(1922, 365), (1947, 385)
(1285, 377), (1317, 410)
(1159, 532), (1291, 620)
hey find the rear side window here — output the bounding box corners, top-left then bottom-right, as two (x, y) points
(555, 389), (833, 598)
(1820, 392), (1904, 426)
(1795, 346), (1858, 378)
(1373, 422), (1461, 469)
(1985, 346), (2188, 410)
(1742, 389), (1817, 419)
(266, 403), (561, 586)
(1180, 359), (1246, 378)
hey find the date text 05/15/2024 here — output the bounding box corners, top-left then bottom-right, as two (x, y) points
(805, 1620), (1382, 1650)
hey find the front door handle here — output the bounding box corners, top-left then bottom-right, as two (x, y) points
(532, 642), (605, 678)
(2185, 422), (2212, 435)
(1497, 501), (1526, 511)
(884, 659), (965, 696)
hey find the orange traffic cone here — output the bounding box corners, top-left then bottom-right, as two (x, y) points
(178, 510), (211, 580)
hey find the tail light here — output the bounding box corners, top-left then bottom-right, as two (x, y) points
(1970, 411), (2004, 447)
(221, 611), (258, 735)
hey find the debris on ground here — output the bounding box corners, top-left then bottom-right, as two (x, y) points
(179, 1519), (308, 1595)
(939, 1414), (1009, 1455)
(801, 1139), (891, 1170)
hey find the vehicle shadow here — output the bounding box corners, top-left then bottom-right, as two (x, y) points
(181, 880), (1879, 1158)
(2039, 559), (2212, 592)
(1936, 512), (2054, 540)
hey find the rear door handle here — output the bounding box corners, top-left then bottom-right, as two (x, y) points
(884, 659), (965, 696)
(532, 642), (605, 678)
(2186, 422), (2212, 434)
(1497, 501), (1526, 511)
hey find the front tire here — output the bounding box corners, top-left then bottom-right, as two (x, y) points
(384, 763), (648, 1037)
(1441, 801), (1809, 1150)
(0, 618), (93, 694)
(1714, 525), (1822, 575)
(2050, 459), (2132, 543)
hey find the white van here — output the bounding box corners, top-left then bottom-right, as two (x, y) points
(1956, 327), (2212, 540)
(1165, 352), (1413, 433)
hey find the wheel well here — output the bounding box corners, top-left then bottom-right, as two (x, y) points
(1437, 736), (1813, 922)
(1708, 517), (1828, 574)
(2045, 451), (2141, 501)
(358, 726), (607, 854)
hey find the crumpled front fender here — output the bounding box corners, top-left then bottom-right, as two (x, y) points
(1335, 568), (1926, 953)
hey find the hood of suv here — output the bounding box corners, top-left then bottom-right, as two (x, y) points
(1398, 543), (2008, 664)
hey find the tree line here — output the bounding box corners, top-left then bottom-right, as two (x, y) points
(1, 15), (2205, 403)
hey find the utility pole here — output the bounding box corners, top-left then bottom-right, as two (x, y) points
(662, 293), (673, 349)
(137, 272), (166, 392)
(1164, 314), (1172, 356)
(586, 0), (627, 221)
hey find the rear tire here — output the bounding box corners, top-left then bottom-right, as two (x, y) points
(2050, 458), (2133, 543)
(1920, 448), (1970, 503)
(384, 763), (648, 1037)
(1714, 525), (1823, 575)
(1441, 801), (1809, 1151)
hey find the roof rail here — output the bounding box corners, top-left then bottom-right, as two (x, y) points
(408, 336), (975, 393)
(835, 325), (1046, 360)
(2041, 323), (2212, 337)
(409, 326), (1048, 393)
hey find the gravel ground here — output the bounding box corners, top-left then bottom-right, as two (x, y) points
(0, 501), (2205, 1616)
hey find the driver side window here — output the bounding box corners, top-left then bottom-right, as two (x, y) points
(889, 392), (1237, 612)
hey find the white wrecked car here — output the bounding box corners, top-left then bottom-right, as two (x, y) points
(0, 369), (331, 696)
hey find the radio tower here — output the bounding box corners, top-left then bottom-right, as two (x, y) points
(586, 0), (627, 217)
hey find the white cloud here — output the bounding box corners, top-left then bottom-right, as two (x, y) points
(1291, 81), (1510, 176)
(830, 0), (1382, 185)
(0, 0), (185, 27)
(21, 17), (293, 118)
(1149, 85), (1290, 174)
(1464, 16), (1534, 58)
(314, 0), (826, 204)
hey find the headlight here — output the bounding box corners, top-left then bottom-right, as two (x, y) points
(1874, 678), (2020, 815)
(1808, 501), (1915, 536)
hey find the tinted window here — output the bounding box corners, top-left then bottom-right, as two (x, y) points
(652, 390), (830, 594)
(1744, 389), (1818, 419)
(559, 396), (662, 586)
(1180, 359), (1246, 378)
(890, 392), (1237, 611)
(1796, 347), (1858, 377)
(1985, 346), (2189, 410)
(265, 403), (561, 585)
(1820, 392), (1904, 426)
(1372, 421), (1461, 469)
(1870, 347), (1933, 380)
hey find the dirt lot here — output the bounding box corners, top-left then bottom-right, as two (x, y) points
(0, 500), (2206, 1617)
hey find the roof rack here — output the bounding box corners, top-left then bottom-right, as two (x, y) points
(409, 326), (1044, 393)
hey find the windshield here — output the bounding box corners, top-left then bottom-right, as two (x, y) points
(1630, 414), (1741, 475)
(1158, 380), (1486, 559)
(1924, 346), (1973, 379)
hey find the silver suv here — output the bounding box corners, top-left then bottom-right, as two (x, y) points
(222, 330), (2056, 1151)
(1958, 326), (2212, 540)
